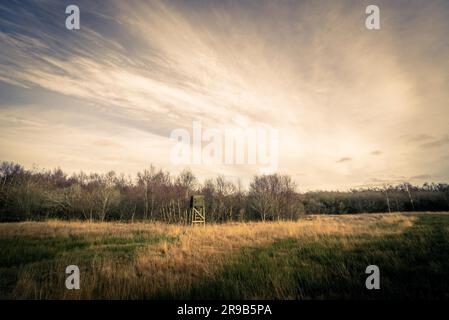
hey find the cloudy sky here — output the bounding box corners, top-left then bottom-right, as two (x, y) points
(0, 0), (448, 190)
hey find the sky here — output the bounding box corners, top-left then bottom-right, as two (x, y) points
(0, 0), (448, 190)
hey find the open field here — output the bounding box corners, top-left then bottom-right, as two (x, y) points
(1, 213), (449, 299)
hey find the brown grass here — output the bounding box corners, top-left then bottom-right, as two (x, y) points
(1, 213), (419, 299)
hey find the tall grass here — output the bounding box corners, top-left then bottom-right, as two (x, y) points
(0, 213), (448, 299)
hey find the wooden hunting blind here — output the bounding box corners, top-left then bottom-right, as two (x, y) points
(190, 195), (205, 226)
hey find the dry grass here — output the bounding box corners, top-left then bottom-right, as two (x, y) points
(0, 219), (181, 238)
(133, 214), (416, 299)
(0, 213), (423, 299)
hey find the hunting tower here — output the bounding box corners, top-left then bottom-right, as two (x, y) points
(189, 195), (205, 226)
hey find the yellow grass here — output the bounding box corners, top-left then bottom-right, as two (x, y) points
(0, 213), (420, 299)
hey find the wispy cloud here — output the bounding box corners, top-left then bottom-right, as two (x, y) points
(1, 0), (449, 189)
(336, 157), (352, 163)
(420, 135), (449, 149)
(400, 134), (434, 143)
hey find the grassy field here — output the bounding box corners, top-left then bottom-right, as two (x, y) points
(0, 213), (448, 299)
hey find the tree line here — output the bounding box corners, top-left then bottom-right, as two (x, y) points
(1, 161), (448, 222)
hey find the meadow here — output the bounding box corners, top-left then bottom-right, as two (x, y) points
(1, 212), (448, 299)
